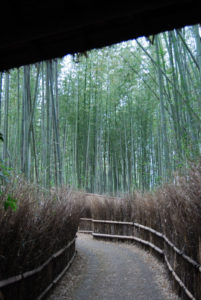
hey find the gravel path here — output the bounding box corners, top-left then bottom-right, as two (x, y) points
(48, 234), (179, 300)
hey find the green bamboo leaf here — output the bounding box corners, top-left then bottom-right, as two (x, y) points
(4, 195), (18, 211)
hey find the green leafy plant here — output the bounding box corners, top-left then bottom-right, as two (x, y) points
(0, 166), (10, 183)
(4, 194), (18, 211)
(0, 158), (13, 193)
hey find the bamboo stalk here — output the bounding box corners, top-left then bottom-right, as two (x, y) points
(0, 274), (22, 289)
(92, 233), (163, 255)
(92, 219), (133, 225)
(79, 230), (93, 233)
(23, 257), (52, 279)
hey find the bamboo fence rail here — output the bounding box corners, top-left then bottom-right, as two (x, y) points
(0, 236), (76, 300)
(79, 218), (201, 300)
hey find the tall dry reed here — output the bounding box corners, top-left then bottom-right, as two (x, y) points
(86, 162), (201, 262)
(0, 178), (84, 280)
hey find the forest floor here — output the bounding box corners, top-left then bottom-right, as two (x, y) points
(48, 234), (179, 300)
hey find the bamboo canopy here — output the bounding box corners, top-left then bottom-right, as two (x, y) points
(0, 0), (200, 71)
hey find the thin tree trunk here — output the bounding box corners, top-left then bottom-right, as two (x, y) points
(3, 73), (9, 164)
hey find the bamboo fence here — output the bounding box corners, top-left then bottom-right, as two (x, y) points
(0, 237), (76, 300)
(79, 218), (201, 300)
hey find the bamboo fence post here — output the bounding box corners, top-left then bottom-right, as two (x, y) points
(197, 236), (201, 298)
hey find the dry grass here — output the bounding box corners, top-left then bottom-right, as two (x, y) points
(0, 178), (84, 280)
(85, 161), (201, 262)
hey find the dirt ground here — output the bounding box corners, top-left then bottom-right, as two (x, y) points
(48, 233), (179, 300)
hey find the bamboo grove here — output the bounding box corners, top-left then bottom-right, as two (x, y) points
(0, 25), (200, 194)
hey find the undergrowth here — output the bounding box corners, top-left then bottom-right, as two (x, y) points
(85, 161), (201, 262)
(0, 178), (84, 280)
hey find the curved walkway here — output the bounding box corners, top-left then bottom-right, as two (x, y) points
(48, 234), (178, 300)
